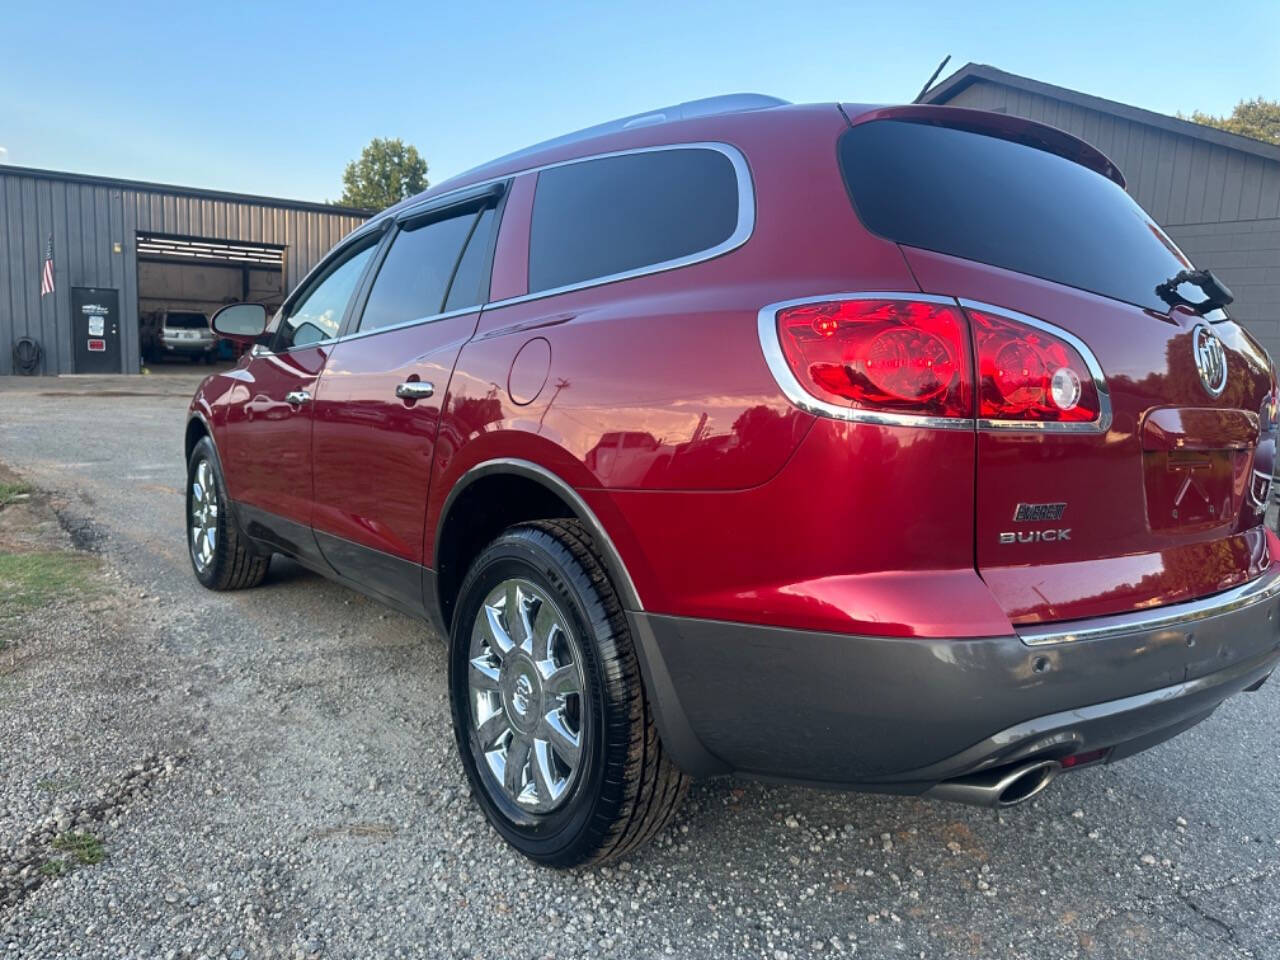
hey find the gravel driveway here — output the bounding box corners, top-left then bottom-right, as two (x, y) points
(2, 373), (1279, 960)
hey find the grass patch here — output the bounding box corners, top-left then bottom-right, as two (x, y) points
(0, 551), (100, 617)
(36, 776), (79, 794)
(52, 831), (106, 866)
(0, 481), (32, 508)
(38, 859), (69, 878)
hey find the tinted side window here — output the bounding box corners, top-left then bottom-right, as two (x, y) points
(528, 148), (739, 294)
(358, 212), (477, 333)
(839, 120), (1190, 313)
(275, 242), (376, 351)
(444, 206), (498, 312)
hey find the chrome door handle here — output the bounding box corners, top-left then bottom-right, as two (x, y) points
(285, 390), (311, 406)
(395, 381), (435, 400)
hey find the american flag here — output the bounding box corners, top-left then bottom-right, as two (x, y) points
(40, 235), (55, 297)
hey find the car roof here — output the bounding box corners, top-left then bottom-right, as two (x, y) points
(376, 94), (795, 222)
(369, 94), (1122, 229)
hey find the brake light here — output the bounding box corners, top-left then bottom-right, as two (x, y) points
(966, 308), (1100, 424)
(773, 299), (972, 419)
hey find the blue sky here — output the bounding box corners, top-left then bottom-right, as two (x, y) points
(2, 0), (1276, 202)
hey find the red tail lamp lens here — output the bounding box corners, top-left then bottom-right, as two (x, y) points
(967, 308), (1100, 423)
(775, 300), (972, 419)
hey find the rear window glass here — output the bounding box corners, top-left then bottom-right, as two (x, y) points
(839, 120), (1190, 312)
(528, 148), (739, 294)
(165, 313), (208, 328)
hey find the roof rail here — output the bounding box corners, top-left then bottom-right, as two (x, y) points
(454, 93), (788, 182)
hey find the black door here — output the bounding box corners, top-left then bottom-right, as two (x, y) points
(71, 288), (121, 373)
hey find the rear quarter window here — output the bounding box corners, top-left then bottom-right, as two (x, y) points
(839, 120), (1190, 313)
(528, 147), (742, 294)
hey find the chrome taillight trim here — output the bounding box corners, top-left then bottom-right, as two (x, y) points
(756, 292), (976, 431)
(1017, 564), (1280, 646)
(958, 298), (1114, 435)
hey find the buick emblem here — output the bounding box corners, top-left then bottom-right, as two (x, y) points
(512, 674), (534, 717)
(1192, 323), (1228, 398)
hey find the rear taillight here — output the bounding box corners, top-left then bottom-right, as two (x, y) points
(764, 296), (1107, 430)
(966, 307), (1100, 425)
(773, 299), (972, 420)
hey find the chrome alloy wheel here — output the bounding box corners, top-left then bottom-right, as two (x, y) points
(189, 459), (218, 572)
(468, 578), (586, 814)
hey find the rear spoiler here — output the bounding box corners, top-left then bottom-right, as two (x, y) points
(842, 103), (1126, 188)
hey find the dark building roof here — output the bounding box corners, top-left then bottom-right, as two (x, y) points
(0, 163), (375, 218)
(922, 63), (1280, 165)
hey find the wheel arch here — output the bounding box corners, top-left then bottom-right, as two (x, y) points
(185, 412), (212, 462)
(433, 458), (643, 634)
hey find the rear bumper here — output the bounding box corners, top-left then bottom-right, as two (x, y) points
(161, 339), (215, 354)
(628, 566), (1280, 791)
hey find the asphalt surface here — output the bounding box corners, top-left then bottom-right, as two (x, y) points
(1, 371), (1279, 959)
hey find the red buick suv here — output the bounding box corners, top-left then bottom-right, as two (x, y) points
(187, 95), (1280, 866)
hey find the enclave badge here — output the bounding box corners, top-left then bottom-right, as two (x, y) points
(1013, 502), (1067, 522)
(1192, 323), (1228, 398)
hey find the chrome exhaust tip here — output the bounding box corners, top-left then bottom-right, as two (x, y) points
(924, 759), (1061, 809)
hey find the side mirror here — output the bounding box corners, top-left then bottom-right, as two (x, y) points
(211, 302), (268, 343)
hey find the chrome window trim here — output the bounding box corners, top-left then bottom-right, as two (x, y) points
(341, 305), (481, 344)
(381, 143), (753, 312)
(254, 143), (753, 351)
(488, 141), (755, 309)
(756, 292), (976, 431)
(1017, 565), (1280, 646)
(959, 298), (1114, 435)
(266, 305), (486, 355)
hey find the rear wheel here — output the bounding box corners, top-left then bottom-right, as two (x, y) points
(186, 436), (269, 590)
(449, 519), (687, 866)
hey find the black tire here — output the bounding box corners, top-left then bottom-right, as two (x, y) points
(449, 519), (688, 867)
(186, 436), (270, 590)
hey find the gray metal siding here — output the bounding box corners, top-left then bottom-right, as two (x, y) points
(941, 79), (1280, 362)
(0, 170), (367, 374)
(939, 82), (1280, 226)
(1170, 219), (1280, 359)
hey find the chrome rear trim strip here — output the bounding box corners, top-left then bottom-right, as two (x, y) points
(1017, 566), (1280, 646)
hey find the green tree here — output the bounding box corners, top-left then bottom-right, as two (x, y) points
(339, 138), (429, 210)
(1179, 97), (1280, 146)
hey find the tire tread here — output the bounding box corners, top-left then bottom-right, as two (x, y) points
(453, 517), (688, 866)
(189, 438), (269, 592)
(524, 519), (688, 864)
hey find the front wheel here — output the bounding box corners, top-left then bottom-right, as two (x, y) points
(186, 437), (270, 590)
(449, 519), (688, 867)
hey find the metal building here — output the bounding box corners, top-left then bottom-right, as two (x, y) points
(924, 63), (1280, 359)
(1, 165), (370, 374)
